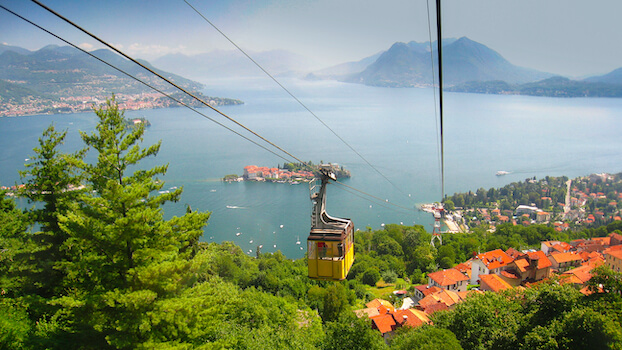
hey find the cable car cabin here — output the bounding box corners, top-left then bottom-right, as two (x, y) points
(308, 223), (354, 281)
(307, 165), (355, 281)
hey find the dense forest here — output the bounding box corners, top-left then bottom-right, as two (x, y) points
(2, 97), (622, 349)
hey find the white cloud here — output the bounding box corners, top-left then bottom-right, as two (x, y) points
(126, 43), (188, 58)
(78, 43), (94, 50)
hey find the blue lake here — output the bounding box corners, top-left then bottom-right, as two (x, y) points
(2, 77), (622, 258)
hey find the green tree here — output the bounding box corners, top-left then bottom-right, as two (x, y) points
(588, 264), (622, 295)
(391, 326), (462, 350)
(323, 312), (386, 350)
(0, 191), (31, 297)
(443, 199), (455, 211)
(321, 283), (351, 323)
(381, 270), (398, 284)
(434, 290), (524, 350)
(437, 245), (456, 269)
(54, 97), (210, 347)
(18, 125), (83, 297)
(362, 268), (381, 286)
(0, 300), (32, 350)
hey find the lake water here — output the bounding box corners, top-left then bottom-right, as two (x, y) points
(2, 77), (622, 258)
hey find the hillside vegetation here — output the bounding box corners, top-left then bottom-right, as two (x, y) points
(1, 97), (621, 349)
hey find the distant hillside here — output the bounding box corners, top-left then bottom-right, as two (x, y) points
(448, 76), (622, 98)
(341, 37), (552, 87)
(344, 41), (435, 87)
(0, 43), (31, 56)
(306, 51), (383, 81)
(0, 44), (202, 97)
(583, 67), (622, 85)
(0, 79), (50, 102)
(0, 44), (244, 116)
(153, 49), (321, 80)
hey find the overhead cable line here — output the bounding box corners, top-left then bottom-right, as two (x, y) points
(21, 0), (416, 218)
(330, 183), (415, 216)
(183, 0), (417, 206)
(426, 0), (443, 199)
(30, 0), (309, 168)
(0, 4), (297, 165)
(333, 179), (415, 213)
(435, 0), (446, 201)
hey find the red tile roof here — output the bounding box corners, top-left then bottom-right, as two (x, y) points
(562, 265), (594, 284)
(501, 270), (521, 279)
(606, 249), (622, 260)
(505, 247), (524, 260)
(370, 314), (396, 334)
(592, 237), (611, 246)
(392, 309), (428, 328)
(414, 285), (443, 297)
(369, 308), (431, 334)
(418, 302), (449, 315)
(428, 268), (469, 286)
(476, 249), (514, 270)
(454, 262), (472, 278)
(550, 252), (581, 264)
(366, 299), (394, 311)
(479, 274), (513, 292)
(527, 250), (552, 269)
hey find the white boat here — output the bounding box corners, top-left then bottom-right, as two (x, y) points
(496, 171), (510, 176)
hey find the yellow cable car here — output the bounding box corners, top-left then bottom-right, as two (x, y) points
(307, 165), (354, 280)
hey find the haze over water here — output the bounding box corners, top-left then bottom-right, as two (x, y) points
(2, 77), (622, 258)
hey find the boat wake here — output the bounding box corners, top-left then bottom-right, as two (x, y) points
(226, 205), (247, 209)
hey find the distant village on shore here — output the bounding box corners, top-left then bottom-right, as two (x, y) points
(223, 163), (350, 184)
(422, 172), (622, 234)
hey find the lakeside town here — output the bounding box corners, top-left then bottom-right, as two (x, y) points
(0, 91), (243, 117)
(223, 163), (351, 184)
(356, 230), (622, 339)
(422, 173), (622, 234)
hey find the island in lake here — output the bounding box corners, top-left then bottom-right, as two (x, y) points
(223, 162), (350, 183)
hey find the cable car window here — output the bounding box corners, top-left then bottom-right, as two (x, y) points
(308, 241), (316, 259)
(318, 241), (331, 259)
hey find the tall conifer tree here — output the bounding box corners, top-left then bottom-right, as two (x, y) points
(56, 96), (210, 346)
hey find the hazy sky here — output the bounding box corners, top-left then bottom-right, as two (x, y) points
(1, 0), (621, 77)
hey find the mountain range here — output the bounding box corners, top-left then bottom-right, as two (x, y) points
(0, 43), (202, 98)
(327, 37), (554, 87)
(4, 37), (622, 109)
(0, 44), (243, 116)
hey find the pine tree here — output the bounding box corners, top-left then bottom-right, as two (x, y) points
(55, 96), (210, 347)
(18, 125), (83, 297)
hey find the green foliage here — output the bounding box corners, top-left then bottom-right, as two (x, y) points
(6, 96), (622, 349)
(323, 312), (386, 350)
(0, 300), (32, 350)
(391, 326), (462, 350)
(17, 124), (83, 298)
(588, 264), (622, 295)
(362, 268), (381, 286)
(434, 289), (525, 350)
(381, 270), (398, 284)
(434, 281), (622, 350)
(321, 283), (351, 323)
(0, 192), (32, 297)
